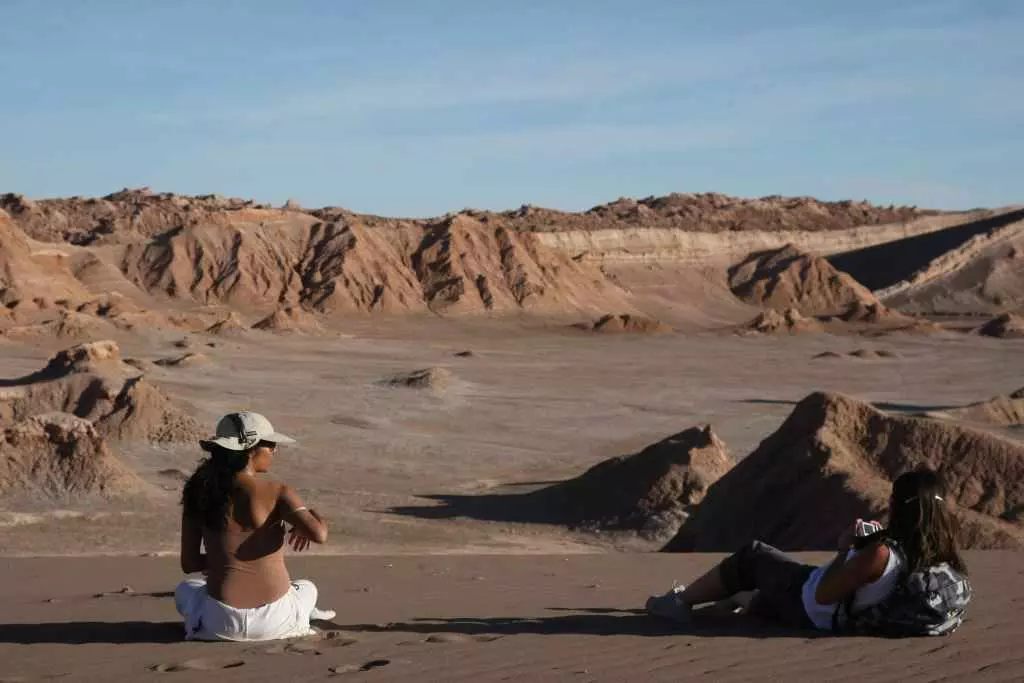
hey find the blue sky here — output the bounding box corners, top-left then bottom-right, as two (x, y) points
(1, 0), (1020, 215)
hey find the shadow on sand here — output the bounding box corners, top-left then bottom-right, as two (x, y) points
(332, 606), (823, 640)
(737, 398), (958, 413)
(0, 620), (184, 645)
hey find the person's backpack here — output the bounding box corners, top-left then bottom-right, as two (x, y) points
(834, 540), (972, 637)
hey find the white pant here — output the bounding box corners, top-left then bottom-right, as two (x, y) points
(174, 578), (319, 641)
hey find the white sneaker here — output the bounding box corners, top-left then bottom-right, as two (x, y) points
(310, 608), (336, 621)
(645, 583), (692, 624)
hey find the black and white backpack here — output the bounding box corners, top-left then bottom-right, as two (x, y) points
(834, 540), (972, 637)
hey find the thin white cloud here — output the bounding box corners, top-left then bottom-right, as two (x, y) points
(146, 18), (1019, 129)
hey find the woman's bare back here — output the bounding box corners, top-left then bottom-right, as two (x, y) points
(202, 476), (292, 608)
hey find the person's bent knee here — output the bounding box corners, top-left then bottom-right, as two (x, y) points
(720, 539), (771, 594)
(174, 578), (205, 616)
(291, 579), (318, 611)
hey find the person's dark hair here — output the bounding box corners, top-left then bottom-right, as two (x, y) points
(181, 442), (251, 530)
(886, 467), (967, 574)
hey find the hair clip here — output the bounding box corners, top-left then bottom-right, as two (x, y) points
(903, 494), (944, 504)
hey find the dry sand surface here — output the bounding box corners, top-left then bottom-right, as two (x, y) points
(2, 190), (1024, 681)
(1, 319), (1020, 556)
(1, 553), (1022, 683)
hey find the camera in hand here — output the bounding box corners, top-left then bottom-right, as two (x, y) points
(852, 520), (885, 549)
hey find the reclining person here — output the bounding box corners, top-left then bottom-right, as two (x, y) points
(647, 468), (970, 635)
(175, 412), (335, 641)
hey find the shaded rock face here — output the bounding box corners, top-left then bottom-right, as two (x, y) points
(0, 341), (203, 443)
(582, 314), (674, 334)
(664, 392), (1024, 552)
(728, 245), (878, 316)
(977, 313), (1024, 339)
(0, 413), (146, 498)
(550, 425), (732, 541)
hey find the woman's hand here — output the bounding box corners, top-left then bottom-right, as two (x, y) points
(288, 527), (312, 552)
(837, 520), (860, 551)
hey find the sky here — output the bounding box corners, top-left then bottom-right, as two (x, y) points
(0, 0), (1021, 215)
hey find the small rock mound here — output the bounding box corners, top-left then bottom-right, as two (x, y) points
(740, 308), (823, 335)
(0, 341), (203, 443)
(0, 413), (145, 497)
(550, 425), (732, 541)
(204, 312), (248, 336)
(848, 348), (898, 360)
(154, 352), (210, 368)
(839, 301), (914, 324)
(75, 293), (141, 318)
(582, 314), (673, 334)
(728, 245), (878, 316)
(977, 313), (1024, 339)
(383, 367), (454, 392)
(41, 340), (126, 376)
(665, 392), (1024, 552)
(251, 305), (323, 333)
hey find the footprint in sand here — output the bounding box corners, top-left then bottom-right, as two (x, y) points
(92, 586), (135, 598)
(321, 631), (360, 647)
(149, 658), (245, 673)
(329, 660), (391, 675)
(284, 641), (322, 655)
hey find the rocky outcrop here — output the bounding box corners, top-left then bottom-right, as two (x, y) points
(739, 308), (823, 335)
(551, 425), (731, 541)
(665, 392), (1024, 551)
(0, 341), (203, 443)
(0, 413), (146, 497)
(728, 245), (878, 316)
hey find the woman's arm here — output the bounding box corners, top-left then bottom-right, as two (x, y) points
(814, 540), (889, 605)
(180, 511), (207, 574)
(277, 485), (328, 546)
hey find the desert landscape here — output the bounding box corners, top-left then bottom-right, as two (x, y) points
(1, 190), (1023, 681)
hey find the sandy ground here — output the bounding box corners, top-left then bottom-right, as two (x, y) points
(1, 318), (1021, 555)
(1, 552), (1021, 682)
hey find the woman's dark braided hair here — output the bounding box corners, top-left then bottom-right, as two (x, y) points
(181, 441), (252, 530)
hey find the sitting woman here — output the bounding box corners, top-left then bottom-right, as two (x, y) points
(646, 467), (967, 631)
(175, 411), (334, 641)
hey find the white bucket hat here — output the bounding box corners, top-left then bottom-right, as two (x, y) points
(203, 411), (296, 451)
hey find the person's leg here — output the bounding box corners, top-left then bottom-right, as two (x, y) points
(647, 540), (814, 624)
(174, 578), (207, 617)
(291, 579), (318, 614)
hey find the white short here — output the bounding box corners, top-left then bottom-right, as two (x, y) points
(174, 578), (319, 641)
